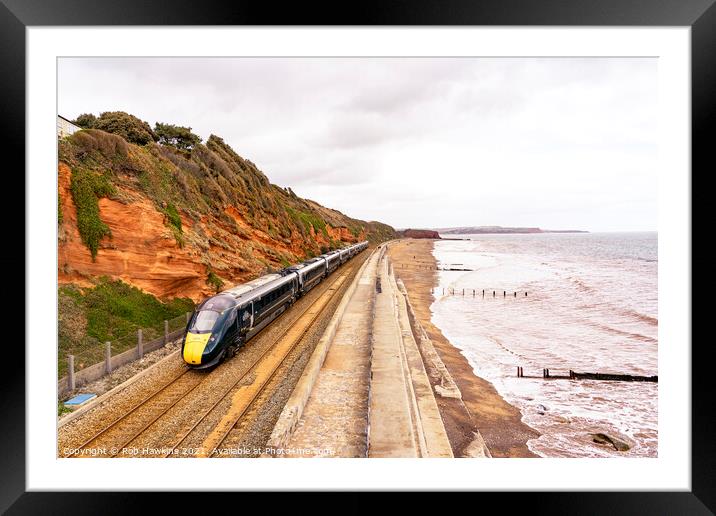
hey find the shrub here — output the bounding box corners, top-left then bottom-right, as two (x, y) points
(70, 168), (116, 260)
(155, 122), (202, 151)
(164, 203), (182, 232)
(94, 111), (158, 145)
(69, 129), (129, 160)
(74, 113), (97, 129)
(58, 401), (72, 416)
(206, 270), (224, 292)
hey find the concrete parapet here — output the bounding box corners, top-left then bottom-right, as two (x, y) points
(396, 278), (462, 400)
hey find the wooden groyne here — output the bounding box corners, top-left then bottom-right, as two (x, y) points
(432, 287), (528, 297)
(516, 367), (657, 383)
(400, 263), (474, 271)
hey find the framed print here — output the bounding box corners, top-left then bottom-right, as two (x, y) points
(2, 0), (711, 512)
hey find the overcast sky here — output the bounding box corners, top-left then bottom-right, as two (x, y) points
(58, 57), (657, 232)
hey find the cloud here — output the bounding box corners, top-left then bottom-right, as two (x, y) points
(58, 57), (658, 231)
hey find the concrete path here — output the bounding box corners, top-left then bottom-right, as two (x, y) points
(270, 244), (452, 458)
(280, 248), (380, 457)
(368, 252), (453, 458)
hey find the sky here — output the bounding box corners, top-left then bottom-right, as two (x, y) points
(58, 57), (658, 232)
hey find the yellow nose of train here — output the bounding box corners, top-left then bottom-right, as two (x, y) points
(183, 332), (211, 365)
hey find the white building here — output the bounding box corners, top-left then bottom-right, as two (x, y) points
(57, 115), (82, 138)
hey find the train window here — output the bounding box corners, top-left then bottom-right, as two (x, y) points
(190, 310), (219, 333)
(227, 308), (237, 328)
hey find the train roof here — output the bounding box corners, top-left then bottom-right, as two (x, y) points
(198, 241), (368, 312)
(223, 273), (281, 298)
(197, 293), (238, 312)
(219, 273), (295, 307)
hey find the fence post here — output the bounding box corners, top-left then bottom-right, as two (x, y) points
(105, 342), (112, 374)
(164, 320), (169, 344)
(67, 355), (75, 391)
(137, 329), (143, 359)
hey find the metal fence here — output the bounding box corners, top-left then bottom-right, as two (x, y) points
(58, 312), (191, 398)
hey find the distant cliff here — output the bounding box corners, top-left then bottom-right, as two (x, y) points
(436, 226), (587, 235)
(398, 229), (441, 239)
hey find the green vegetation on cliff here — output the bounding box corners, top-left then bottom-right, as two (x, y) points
(58, 278), (194, 375)
(58, 111), (397, 380)
(70, 167), (116, 260)
(59, 111), (396, 264)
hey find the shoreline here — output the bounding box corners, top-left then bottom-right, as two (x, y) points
(387, 238), (539, 458)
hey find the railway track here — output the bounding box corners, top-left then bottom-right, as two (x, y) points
(168, 267), (350, 457)
(61, 257), (360, 458)
(61, 368), (201, 458)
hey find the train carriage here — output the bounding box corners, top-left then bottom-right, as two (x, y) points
(182, 240), (369, 368)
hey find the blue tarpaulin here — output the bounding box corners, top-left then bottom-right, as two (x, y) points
(65, 393), (96, 406)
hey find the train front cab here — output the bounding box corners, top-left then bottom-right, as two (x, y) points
(183, 294), (248, 368)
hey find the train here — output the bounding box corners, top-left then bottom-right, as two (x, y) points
(182, 240), (370, 368)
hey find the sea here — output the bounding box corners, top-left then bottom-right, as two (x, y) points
(430, 232), (658, 458)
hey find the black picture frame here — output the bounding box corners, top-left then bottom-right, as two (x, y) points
(2, 0), (709, 512)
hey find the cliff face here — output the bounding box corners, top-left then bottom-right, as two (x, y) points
(399, 229), (441, 239)
(58, 129), (395, 302)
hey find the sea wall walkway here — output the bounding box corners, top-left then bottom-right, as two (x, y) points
(266, 243), (453, 458)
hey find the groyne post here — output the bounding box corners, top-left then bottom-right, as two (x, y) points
(105, 342), (112, 374)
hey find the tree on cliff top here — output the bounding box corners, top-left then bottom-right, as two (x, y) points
(74, 113), (97, 129)
(154, 122), (202, 152)
(93, 111), (158, 145)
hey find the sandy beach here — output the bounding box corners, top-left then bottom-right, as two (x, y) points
(387, 238), (539, 457)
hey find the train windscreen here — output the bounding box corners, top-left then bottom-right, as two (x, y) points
(190, 310), (220, 333)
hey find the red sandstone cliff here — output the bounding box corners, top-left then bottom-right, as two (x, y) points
(58, 129), (395, 302)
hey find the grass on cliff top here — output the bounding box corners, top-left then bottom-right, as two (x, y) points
(58, 278), (194, 376)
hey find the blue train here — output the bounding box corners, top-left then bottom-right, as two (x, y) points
(182, 240), (369, 368)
